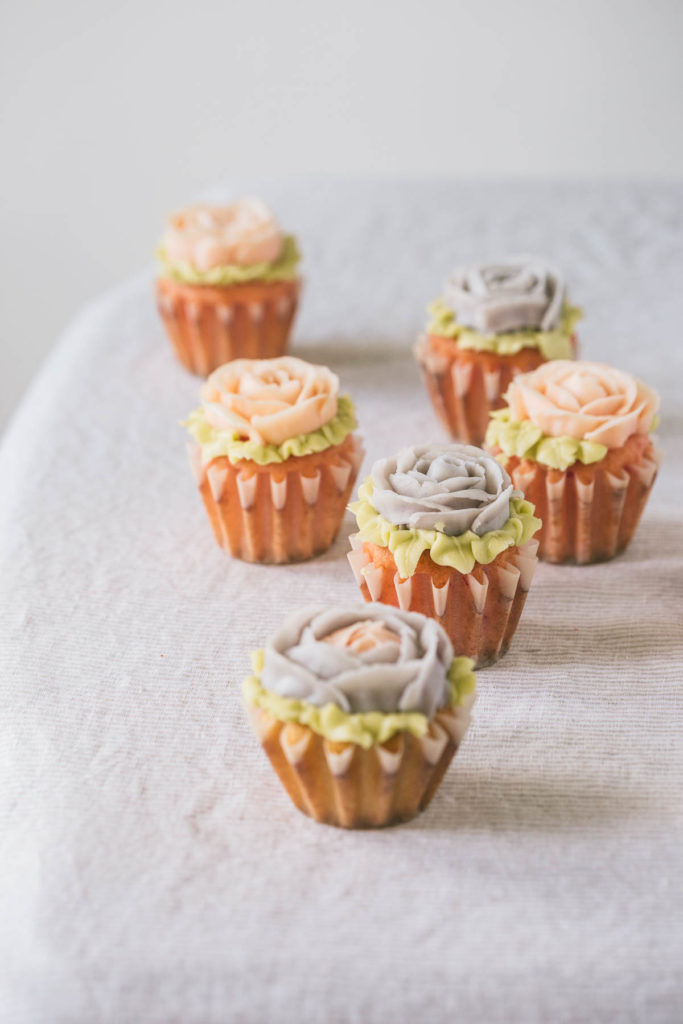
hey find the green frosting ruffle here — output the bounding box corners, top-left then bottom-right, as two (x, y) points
(243, 650), (476, 750)
(349, 479), (541, 578)
(186, 394), (356, 466)
(157, 234), (300, 285)
(426, 299), (581, 359)
(485, 408), (608, 470)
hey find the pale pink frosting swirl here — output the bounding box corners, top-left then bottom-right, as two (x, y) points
(506, 361), (659, 448)
(163, 200), (284, 271)
(200, 356), (339, 446)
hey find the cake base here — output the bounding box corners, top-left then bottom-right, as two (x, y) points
(415, 332), (578, 446)
(246, 697), (474, 829)
(157, 276), (300, 376)
(347, 537), (539, 668)
(189, 434), (363, 564)
(497, 434), (660, 564)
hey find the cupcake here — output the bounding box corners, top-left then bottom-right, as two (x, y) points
(347, 443), (541, 668)
(185, 356), (363, 563)
(243, 604), (476, 828)
(415, 257), (581, 446)
(156, 199), (301, 375)
(485, 360), (661, 564)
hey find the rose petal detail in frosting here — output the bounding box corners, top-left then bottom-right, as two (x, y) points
(505, 361), (659, 449)
(444, 257), (565, 334)
(163, 199), (284, 271)
(185, 394), (356, 467)
(369, 443), (518, 537)
(200, 356), (339, 447)
(260, 605), (454, 717)
(351, 484), (541, 578)
(323, 620), (402, 657)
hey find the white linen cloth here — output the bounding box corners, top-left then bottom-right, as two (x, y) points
(1, 179), (682, 1024)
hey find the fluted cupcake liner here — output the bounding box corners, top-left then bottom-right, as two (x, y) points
(415, 333), (577, 446)
(189, 435), (363, 563)
(246, 695), (475, 828)
(501, 439), (661, 564)
(157, 277), (300, 376)
(347, 536), (539, 668)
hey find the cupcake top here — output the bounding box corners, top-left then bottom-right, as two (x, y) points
(350, 443), (541, 577)
(157, 199), (300, 285)
(243, 604), (476, 748)
(486, 360), (660, 470)
(427, 256), (581, 359)
(185, 356), (356, 465)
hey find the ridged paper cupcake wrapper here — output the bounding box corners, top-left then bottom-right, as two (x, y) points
(246, 695), (475, 829)
(157, 277), (301, 376)
(505, 445), (661, 564)
(347, 536), (539, 668)
(189, 436), (364, 563)
(415, 333), (548, 446)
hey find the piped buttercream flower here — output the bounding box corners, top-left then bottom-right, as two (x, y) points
(260, 605), (455, 716)
(200, 356), (339, 446)
(163, 199), (284, 271)
(505, 361), (659, 449)
(444, 257), (565, 334)
(323, 620), (402, 655)
(369, 443), (518, 537)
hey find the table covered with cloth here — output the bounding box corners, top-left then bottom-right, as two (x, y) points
(1, 178), (682, 1024)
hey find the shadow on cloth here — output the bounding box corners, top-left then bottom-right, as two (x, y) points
(293, 335), (413, 369)
(410, 769), (658, 833)
(617, 517), (683, 561)
(510, 616), (683, 667)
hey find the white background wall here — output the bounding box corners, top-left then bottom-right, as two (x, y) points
(1, 0), (682, 432)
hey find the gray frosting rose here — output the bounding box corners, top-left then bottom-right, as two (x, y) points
(370, 443), (517, 537)
(444, 256), (565, 333)
(260, 605), (453, 716)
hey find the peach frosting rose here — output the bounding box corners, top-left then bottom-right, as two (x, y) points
(163, 199), (284, 271)
(506, 361), (659, 449)
(323, 620), (401, 655)
(200, 356), (339, 446)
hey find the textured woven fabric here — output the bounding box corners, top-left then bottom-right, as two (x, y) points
(1, 179), (682, 1024)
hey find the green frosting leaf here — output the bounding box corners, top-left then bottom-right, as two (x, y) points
(485, 408), (608, 470)
(186, 394), (357, 466)
(157, 234), (301, 285)
(243, 654), (476, 750)
(426, 299), (581, 359)
(349, 479), (541, 578)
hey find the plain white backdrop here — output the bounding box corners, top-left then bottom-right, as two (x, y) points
(1, 0), (682, 431)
